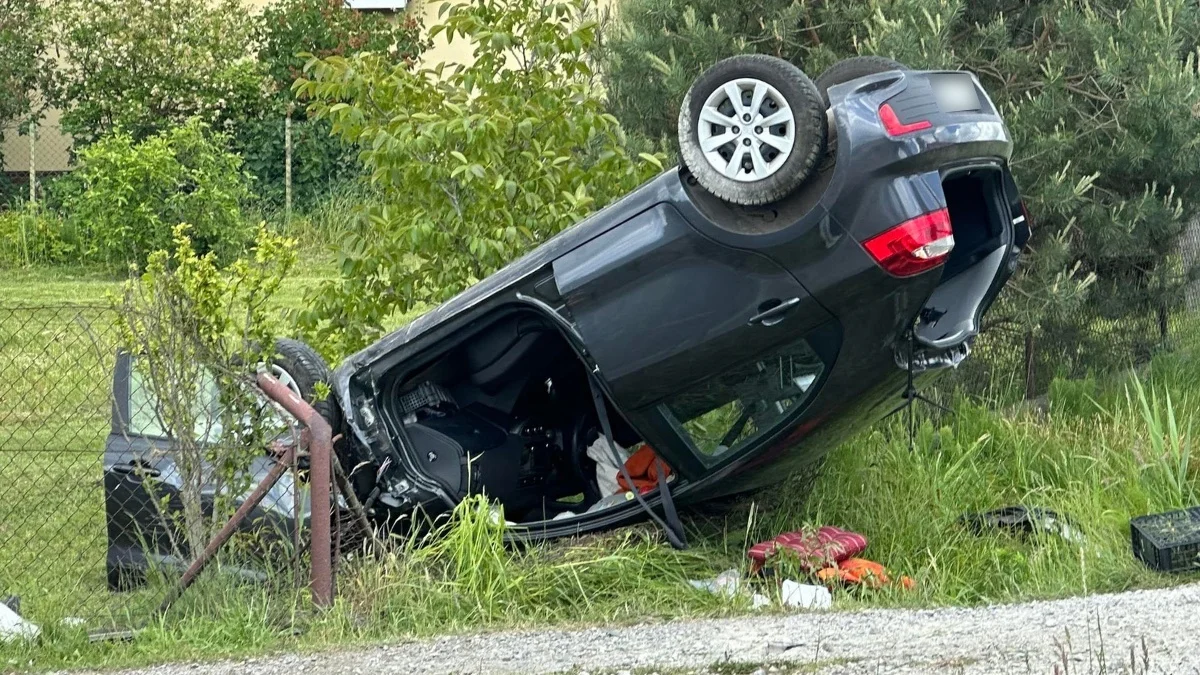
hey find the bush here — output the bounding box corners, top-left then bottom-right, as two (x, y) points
(0, 205), (72, 267)
(234, 0), (428, 209)
(63, 120), (254, 268)
(256, 0), (426, 98)
(293, 0), (665, 357)
(115, 224), (298, 559)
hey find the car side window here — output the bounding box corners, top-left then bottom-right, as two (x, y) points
(660, 339), (825, 465)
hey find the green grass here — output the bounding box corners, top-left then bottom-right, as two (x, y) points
(3, 269), (1200, 672)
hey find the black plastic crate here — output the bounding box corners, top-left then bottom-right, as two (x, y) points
(1131, 506), (1200, 573)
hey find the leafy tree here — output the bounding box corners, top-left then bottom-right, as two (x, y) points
(0, 0), (48, 135)
(293, 0), (665, 357)
(600, 0), (1200, 376)
(62, 119), (253, 267)
(256, 0), (426, 99)
(45, 0), (260, 145)
(232, 0), (428, 208)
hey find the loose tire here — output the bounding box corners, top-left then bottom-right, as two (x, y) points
(814, 56), (907, 107)
(678, 54), (826, 206)
(269, 338), (341, 432)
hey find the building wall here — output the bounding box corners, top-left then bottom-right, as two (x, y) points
(2, 0), (613, 174)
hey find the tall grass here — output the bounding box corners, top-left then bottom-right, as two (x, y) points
(253, 180), (380, 256)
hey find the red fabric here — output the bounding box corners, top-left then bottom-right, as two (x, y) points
(747, 526), (868, 573)
(616, 445), (671, 494)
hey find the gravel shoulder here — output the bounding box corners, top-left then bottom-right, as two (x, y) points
(78, 583), (1200, 675)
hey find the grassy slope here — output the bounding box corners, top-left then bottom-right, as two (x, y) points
(2, 264), (1200, 671)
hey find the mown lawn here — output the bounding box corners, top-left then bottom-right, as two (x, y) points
(2, 261), (1200, 672)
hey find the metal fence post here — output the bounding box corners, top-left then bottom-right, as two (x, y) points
(27, 121), (36, 206)
(257, 371), (334, 609)
(285, 107), (293, 227)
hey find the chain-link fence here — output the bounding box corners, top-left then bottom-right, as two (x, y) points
(0, 303), (341, 630)
(0, 121), (74, 208)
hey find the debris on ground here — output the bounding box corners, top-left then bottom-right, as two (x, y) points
(688, 569), (743, 598)
(747, 526), (868, 573)
(780, 580), (832, 609)
(0, 597), (39, 642)
(1130, 505), (1200, 572)
(816, 557), (915, 589)
(960, 505), (1085, 544)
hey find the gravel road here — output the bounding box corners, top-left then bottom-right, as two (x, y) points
(76, 583), (1200, 675)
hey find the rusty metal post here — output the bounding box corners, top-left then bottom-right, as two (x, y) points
(155, 446), (295, 617)
(257, 372), (334, 609)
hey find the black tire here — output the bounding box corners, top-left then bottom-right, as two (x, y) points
(270, 338), (341, 433)
(814, 56), (907, 107)
(678, 54), (826, 206)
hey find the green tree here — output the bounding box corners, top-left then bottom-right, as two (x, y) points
(234, 0), (429, 207)
(45, 0), (260, 145)
(62, 119), (254, 267)
(293, 0), (665, 357)
(0, 0), (48, 135)
(256, 0), (426, 98)
(601, 0), (1200, 374)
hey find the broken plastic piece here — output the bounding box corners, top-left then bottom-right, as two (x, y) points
(0, 601), (39, 642)
(781, 579), (832, 609)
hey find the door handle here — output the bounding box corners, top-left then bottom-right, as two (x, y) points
(748, 297), (801, 327)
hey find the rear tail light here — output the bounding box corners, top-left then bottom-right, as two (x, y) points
(879, 103), (932, 136)
(863, 208), (954, 277)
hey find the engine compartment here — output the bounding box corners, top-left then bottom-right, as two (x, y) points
(380, 309), (645, 523)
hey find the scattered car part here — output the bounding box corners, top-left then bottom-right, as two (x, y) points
(1131, 506), (1200, 572)
(678, 54), (827, 205)
(961, 506), (1085, 545)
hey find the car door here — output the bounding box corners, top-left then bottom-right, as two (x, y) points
(552, 202), (834, 473)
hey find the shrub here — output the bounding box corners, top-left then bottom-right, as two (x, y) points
(0, 205), (71, 267)
(292, 0), (665, 358)
(256, 0), (426, 98)
(235, 0), (428, 209)
(114, 224), (298, 560)
(63, 119), (253, 268)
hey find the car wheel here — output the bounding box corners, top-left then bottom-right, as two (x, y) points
(269, 338), (342, 432)
(814, 56), (907, 107)
(678, 54), (826, 206)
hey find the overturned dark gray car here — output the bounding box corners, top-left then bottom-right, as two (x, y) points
(106, 54), (1030, 580)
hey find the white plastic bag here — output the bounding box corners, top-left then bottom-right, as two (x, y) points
(586, 437), (630, 496)
(781, 579), (832, 610)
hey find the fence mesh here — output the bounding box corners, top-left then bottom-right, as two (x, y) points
(0, 303), (318, 629)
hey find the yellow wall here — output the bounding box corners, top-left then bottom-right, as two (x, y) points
(3, 0), (615, 173)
